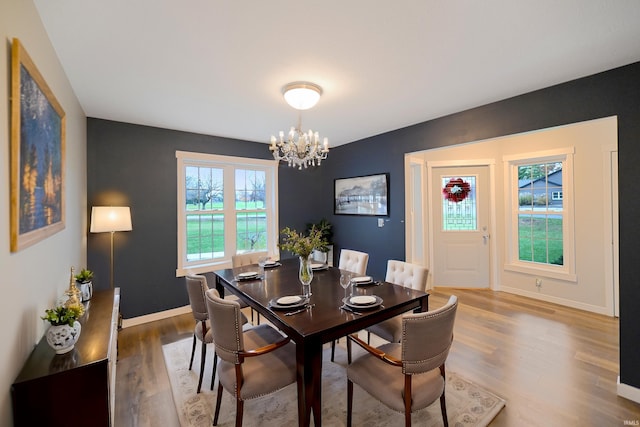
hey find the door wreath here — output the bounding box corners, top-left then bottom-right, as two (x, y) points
(442, 178), (471, 203)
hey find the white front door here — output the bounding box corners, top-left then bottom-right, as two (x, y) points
(432, 166), (490, 288)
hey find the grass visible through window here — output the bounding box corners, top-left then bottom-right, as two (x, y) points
(518, 216), (563, 265)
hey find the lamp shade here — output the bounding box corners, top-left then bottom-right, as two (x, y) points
(90, 206), (132, 233)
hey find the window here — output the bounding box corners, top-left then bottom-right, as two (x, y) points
(504, 148), (575, 280)
(441, 176), (477, 231)
(176, 151), (278, 276)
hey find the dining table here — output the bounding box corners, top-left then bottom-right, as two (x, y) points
(213, 257), (429, 427)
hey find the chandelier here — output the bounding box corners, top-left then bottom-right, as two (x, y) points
(269, 82), (329, 170)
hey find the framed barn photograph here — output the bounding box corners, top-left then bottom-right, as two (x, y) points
(334, 173), (389, 216)
(10, 38), (66, 252)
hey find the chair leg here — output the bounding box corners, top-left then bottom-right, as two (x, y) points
(257, 312), (260, 325)
(347, 336), (352, 364)
(251, 309), (254, 323)
(210, 352), (218, 390)
(197, 340), (206, 393)
(213, 382), (223, 426)
(440, 392), (448, 427)
(440, 364), (448, 427)
(331, 340), (336, 362)
(367, 331), (371, 345)
(189, 334), (197, 370)
(236, 399), (244, 427)
(347, 379), (353, 427)
(404, 375), (412, 427)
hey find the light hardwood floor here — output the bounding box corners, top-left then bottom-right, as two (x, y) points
(115, 289), (640, 426)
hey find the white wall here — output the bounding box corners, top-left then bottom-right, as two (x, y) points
(0, 1), (86, 425)
(413, 117), (617, 314)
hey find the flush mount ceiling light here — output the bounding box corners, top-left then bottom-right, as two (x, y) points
(282, 82), (322, 110)
(270, 81), (329, 170)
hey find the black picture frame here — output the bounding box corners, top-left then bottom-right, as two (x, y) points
(334, 173), (389, 216)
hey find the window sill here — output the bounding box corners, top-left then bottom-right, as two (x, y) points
(504, 263), (577, 282)
(176, 260), (232, 277)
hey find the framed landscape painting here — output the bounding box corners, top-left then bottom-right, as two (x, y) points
(334, 173), (389, 216)
(10, 38), (66, 252)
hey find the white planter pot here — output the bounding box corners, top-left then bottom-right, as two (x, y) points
(45, 321), (82, 354)
(312, 245), (334, 266)
(77, 281), (93, 301)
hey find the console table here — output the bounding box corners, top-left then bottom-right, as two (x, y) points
(11, 288), (120, 427)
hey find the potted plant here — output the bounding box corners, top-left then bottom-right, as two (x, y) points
(306, 219), (333, 265)
(42, 303), (84, 354)
(74, 267), (93, 301)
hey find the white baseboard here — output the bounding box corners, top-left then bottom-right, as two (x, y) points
(618, 376), (640, 404)
(121, 305), (192, 328)
(500, 285), (611, 316)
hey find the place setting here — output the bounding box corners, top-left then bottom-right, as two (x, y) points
(268, 295), (314, 315)
(258, 257), (281, 268)
(350, 275), (375, 286)
(234, 271), (263, 281)
(310, 262), (329, 271)
(341, 294), (383, 314)
(338, 273), (383, 314)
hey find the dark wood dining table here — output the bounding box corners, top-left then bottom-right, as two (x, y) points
(213, 258), (429, 427)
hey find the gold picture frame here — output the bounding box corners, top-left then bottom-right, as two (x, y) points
(10, 38), (66, 252)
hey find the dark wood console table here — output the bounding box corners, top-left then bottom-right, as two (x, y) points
(11, 288), (120, 427)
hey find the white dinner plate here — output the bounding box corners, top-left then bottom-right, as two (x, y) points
(269, 296), (309, 310)
(237, 271), (258, 280)
(311, 263), (328, 270)
(343, 295), (383, 310)
(260, 260), (280, 268)
(351, 276), (373, 285)
(277, 295), (303, 305)
(349, 295), (377, 305)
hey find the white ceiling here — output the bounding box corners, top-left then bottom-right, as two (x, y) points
(34, 0), (640, 147)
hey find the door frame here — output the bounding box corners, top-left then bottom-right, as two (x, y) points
(603, 145), (619, 317)
(426, 159), (498, 290)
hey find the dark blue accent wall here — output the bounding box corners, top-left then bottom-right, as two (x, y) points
(88, 61), (640, 391)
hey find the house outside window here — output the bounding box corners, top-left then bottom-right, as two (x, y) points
(504, 147), (576, 280)
(176, 151), (278, 276)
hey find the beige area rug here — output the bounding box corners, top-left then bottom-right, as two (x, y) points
(162, 338), (505, 427)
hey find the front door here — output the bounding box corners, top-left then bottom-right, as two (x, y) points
(432, 166), (490, 288)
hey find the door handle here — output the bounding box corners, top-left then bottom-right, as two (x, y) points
(482, 234), (489, 244)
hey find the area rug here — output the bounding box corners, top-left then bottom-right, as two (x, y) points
(162, 338), (505, 427)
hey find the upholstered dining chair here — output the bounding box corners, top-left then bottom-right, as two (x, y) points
(204, 288), (298, 427)
(231, 251), (269, 324)
(365, 260), (429, 343)
(184, 274), (219, 393)
(346, 295), (458, 427)
(331, 249), (370, 362)
(338, 249), (369, 276)
(231, 251), (269, 267)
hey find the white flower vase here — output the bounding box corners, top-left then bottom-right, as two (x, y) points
(46, 321), (82, 354)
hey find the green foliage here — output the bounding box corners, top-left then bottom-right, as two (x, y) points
(306, 218), (333, 250)
(279, 226), (328, 259)
(519, 194), (532, 206)
(42, 304), (83, 326)
(74, 268), (93, 283)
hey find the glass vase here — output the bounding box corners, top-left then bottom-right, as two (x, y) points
(299, 255), (314, 298)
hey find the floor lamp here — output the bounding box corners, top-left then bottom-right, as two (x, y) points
(90, 206), (132, 289)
